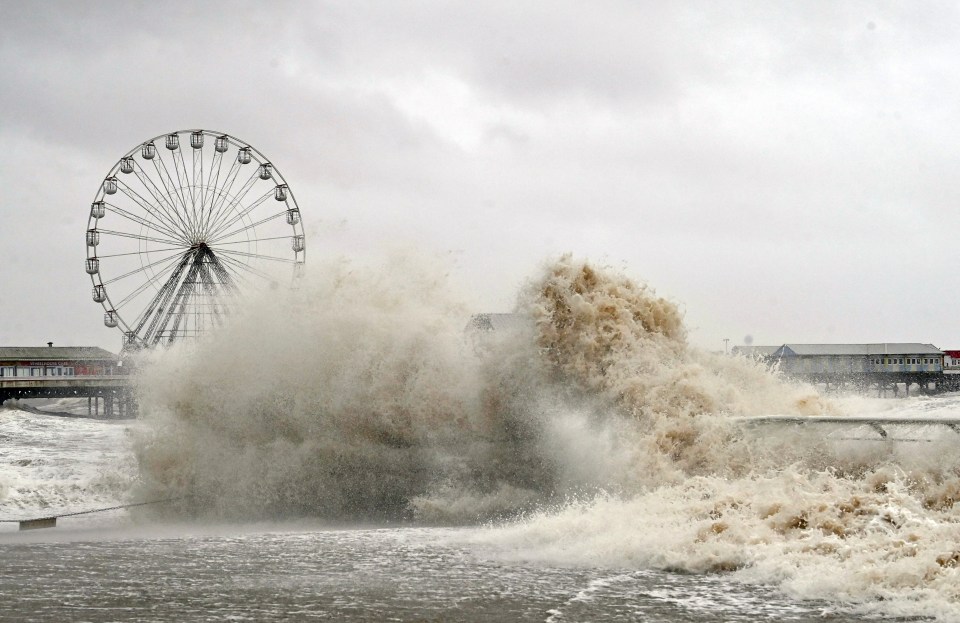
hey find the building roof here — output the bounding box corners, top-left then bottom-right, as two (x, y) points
(731, 345), (779, 357)
(771, 343), (943, 357)
(0, 346), (118, 362)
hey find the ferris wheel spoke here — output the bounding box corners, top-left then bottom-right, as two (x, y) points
(212, 234), (293, 247)
(203, 158), (242, 234)
(101, 248), (190, 286)
(106, 201), (188, 245)
(188, 145), (200, 230)
(192, 143), (203, 211)
(214, 248), (297, 264)
(117, 175), (191, 240)
(149, 153), (189, 221)
(209, 210), (288, 245)
(216, 251), (278, 283)
(199, 158), (238, 238)
(217, 259), (261, 288)
(199, 151), (223, 231)
(96, 228), (188, 248)
(205, 167), (261, 238)
(200, 150), (228, 234)
(207, 189), (275, 241)
(170, 146), (200, 238)
(115, 279), (162, 313)
(116, 178), (177, 231)
(152, 151), (194, 237)
(133, 160), (196, 239)
(175, 144), (204, 237)
(112, 253), (187, 311)
(96, 245), (187, 259)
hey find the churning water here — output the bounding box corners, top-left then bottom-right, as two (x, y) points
(1, 255), (958, 621)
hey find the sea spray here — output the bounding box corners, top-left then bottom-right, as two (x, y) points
(133, 254), (557, 521)
(0, 409), (136, 523)
(132, 254), (853, 518)
(131, 254), (960, 618)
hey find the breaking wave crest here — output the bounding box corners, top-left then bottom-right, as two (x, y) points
(134, 254), (551, 521)
(133, 254), (960, 619)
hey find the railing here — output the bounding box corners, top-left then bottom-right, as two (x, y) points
(734, 415), (960, 438)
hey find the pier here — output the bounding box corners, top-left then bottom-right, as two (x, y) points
(799, 371), (960, 396)
(0, 375), (133, 418)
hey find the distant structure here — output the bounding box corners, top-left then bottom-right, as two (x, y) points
(466, 313), (531, 333)
(0, 345), (130, 417)
(944, 349), (960, 370)
(734, 343), (958, 395)
(465, 313), (535, 354)
(769, 343), (943, 376)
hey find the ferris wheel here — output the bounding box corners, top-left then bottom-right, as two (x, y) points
(85, 129), (305, 349)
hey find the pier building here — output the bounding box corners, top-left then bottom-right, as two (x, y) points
(0, 345), (130, 417)
(0, 345), (118, 378)
(768, 343), (944, 376)
(736, 343), (957, 394)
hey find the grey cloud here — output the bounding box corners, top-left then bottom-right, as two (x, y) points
(0, 1), (957, 351)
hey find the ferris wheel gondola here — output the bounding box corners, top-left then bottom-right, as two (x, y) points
(85, 129), (305, 349)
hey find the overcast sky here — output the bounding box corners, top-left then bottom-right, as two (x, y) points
(1, 1), (957, 352)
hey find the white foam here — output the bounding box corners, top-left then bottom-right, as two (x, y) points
(0, 407), (138, 531)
